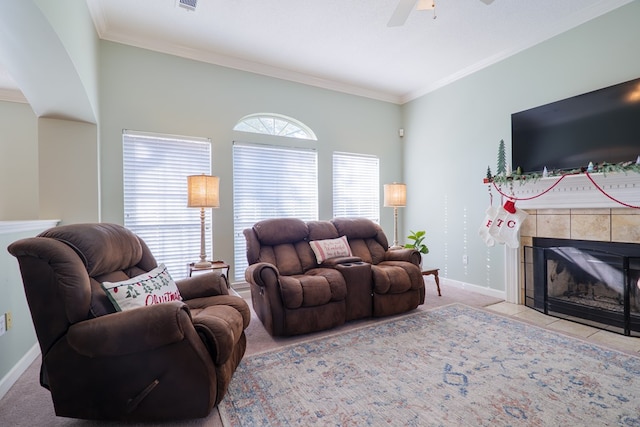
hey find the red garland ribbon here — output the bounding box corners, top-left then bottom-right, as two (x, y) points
(585, 172), (640, 209)
(492, 174), (567, 201)
(491, 173), (639, 209)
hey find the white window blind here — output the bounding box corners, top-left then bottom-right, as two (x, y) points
(123, 130), (212, 279)
(233, 142), (318, 280)
(333, 151), (380, 222)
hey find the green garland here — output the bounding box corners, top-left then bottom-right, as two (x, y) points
(490, 161), (640, 186)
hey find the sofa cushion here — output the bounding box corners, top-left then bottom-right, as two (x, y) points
(253, 218), (308, 245)
(39, 222), (144, 277)
(309, 236), (353, 263)
(101, 264), (182, 311)
(279, 269), (347, 309)
(332, 217), (386, 243)
(307, 220), (340, 240)
(348, 238), (388, 265)
(332, 218), (389, 264)
(371, 262), (423, 294)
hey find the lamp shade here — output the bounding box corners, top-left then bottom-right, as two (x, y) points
(187, 175), (220, 208)
(416, 0), (435, 10)
(384, 183), (406, 207)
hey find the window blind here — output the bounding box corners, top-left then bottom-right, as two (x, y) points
(333, 151), (380, 222)
(123, 130), (212, 279)
(233, 142), (318, 280)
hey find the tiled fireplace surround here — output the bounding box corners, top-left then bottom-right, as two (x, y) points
(504, 172), (640, 304)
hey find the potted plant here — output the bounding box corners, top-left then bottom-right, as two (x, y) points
(404, 230), (429, 254)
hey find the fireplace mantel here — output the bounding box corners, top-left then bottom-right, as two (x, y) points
(502, 171), (640, 305)
(503, 172), (640, 210)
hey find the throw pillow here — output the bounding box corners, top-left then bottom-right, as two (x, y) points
(309, 235), (353, 263)
(101, 263), (182, 311)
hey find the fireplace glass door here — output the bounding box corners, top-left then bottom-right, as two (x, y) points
(524, 238), (640, 337)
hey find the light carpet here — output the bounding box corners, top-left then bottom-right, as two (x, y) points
(219, 303), (640, 426)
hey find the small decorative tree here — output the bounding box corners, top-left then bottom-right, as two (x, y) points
(497, 139), (506, 176)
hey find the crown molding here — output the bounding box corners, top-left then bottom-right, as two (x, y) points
(0, 88), (28, 104)
(86, 0), (108, 39)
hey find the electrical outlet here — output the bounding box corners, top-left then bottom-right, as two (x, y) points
(5, 312), (12, 330)
(462, 255), (469, 265)
(0, 314), (6, 336)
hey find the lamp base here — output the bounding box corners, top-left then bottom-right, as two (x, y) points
(389, 245), (404, 250)
(193, 260), (212, 269)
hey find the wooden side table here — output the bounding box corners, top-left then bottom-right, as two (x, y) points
(187, 260), (230, 281)
(421, 268), (441, 296)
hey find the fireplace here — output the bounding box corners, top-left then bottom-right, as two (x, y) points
(524, 237), (640, 337)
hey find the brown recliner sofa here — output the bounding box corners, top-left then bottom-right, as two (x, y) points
(244, 217), (424, 336)
(7, 223), (250, 421)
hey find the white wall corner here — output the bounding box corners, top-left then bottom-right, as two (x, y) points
(0, 344), (40, 401)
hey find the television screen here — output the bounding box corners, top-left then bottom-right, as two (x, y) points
(511, 77), (640, 174)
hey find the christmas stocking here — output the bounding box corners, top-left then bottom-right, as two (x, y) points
(488, 200), (528, 248)
(478, 205), (499, 247)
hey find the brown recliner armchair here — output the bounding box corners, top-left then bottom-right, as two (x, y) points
(7, 223), (250, 421)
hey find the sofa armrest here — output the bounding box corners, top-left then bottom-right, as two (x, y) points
(188, 294), (251, 330)
(175, 270), (229, 300)
(192, 303), (247, 365)
(245, 262), (280, 288)
(67, 301), (193, 357)
(384, 248), (421, 266)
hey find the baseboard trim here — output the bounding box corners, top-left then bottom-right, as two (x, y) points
(0, 344), (40, 401)
(441, 277), (507, 301)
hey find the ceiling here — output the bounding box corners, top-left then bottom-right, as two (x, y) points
(0, 0), (634, 105)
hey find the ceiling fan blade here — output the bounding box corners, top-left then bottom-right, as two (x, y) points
(387, 0), (418, 27)
(479, 0), (495, 4)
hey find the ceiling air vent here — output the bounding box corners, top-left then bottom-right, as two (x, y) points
(178, 0), (197, 11)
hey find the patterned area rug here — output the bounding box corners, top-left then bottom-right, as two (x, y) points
(219, 304), (640, 426)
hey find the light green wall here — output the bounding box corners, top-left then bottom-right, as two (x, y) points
(0, 222), (58, 397)
(0, 231), (37, 389)
(401, 1), (640, 292)
(0, 101), (39, 220)
(99, 41), (403, 281)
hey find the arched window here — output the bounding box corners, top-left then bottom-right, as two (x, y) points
(233, 113), (317, 140)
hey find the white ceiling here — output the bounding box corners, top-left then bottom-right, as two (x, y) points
(0, 0), (634, 104)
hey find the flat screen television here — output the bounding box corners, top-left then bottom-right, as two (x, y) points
(511, 77), (640, 174)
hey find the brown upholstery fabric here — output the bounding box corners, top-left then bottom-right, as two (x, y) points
(244, 217), (425, 336)
(39, 223), (145, 277)
(7, 223), (249, 421)
(307, 220), (340, 240)
(253, 217), (308, 245)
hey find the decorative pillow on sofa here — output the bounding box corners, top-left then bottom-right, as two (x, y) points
(309, 235), (353, 263)
(101, 264), (182, 311)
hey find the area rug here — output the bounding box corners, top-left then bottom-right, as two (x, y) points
(219, 304), (640, 426)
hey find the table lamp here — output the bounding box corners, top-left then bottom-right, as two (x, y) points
(187, 174), (220, 268)
(384, 182), (406, 249)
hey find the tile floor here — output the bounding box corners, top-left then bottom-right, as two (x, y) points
(485, 301), (640, 355)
